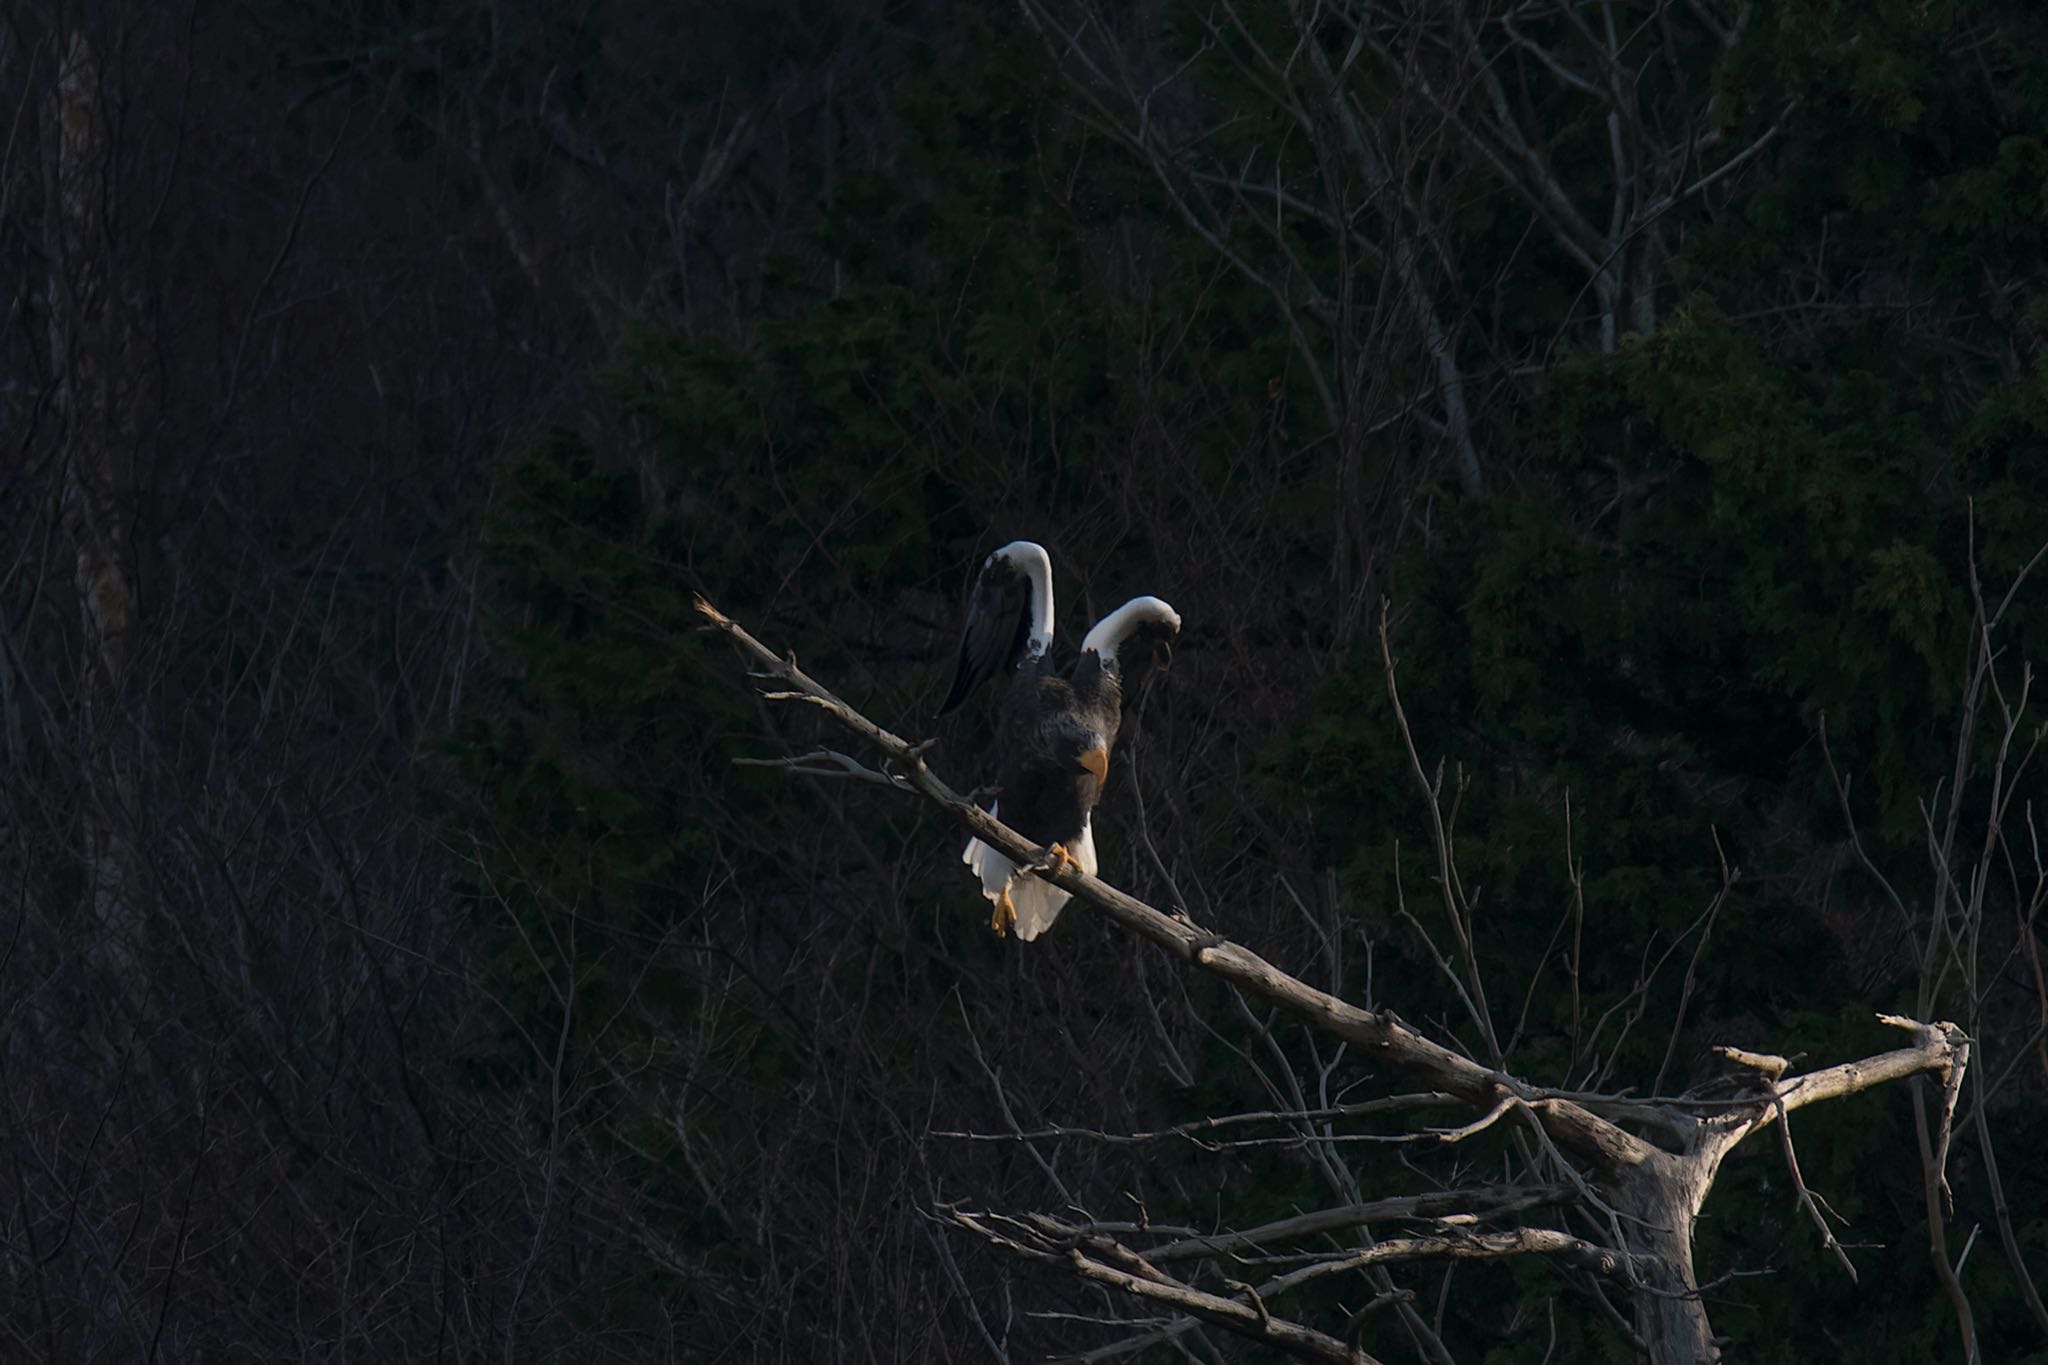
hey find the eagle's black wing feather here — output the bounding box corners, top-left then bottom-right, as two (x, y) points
(1112, 618), (1179, 709)
(938, 556), (1033, 714)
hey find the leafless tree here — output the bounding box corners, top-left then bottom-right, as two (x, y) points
(694, 593), (1975, 1364)
(1015, 0), (1791, 611)
(1821, 526), (2048, 1363)
(0, 4), (560, 1356)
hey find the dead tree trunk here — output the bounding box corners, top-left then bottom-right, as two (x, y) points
(692, 595), (1971, 1364)
(47, 28), (144, 977)
(1614, 1146), (1718, 1361)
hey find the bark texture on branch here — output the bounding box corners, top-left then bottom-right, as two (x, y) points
(695, 594), (1970, 1364)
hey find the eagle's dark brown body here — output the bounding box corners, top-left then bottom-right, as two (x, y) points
(940, 541), (1179, 940)
(990, 655), (1120, 851)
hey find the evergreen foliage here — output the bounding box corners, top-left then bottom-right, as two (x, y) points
(443, 1), (2048, 1358)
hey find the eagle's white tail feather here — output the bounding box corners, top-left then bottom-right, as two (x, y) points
(1068, 818), (1099, 876)
(1004, 876), (1069, 942)
(961, 809), (1097, 943)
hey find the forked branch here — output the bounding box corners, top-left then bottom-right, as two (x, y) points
(695, 593), (1970, 1364)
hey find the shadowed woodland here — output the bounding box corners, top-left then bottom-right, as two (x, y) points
(4, 0), (2048, 1361)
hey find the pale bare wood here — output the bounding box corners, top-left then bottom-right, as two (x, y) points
(695, 593), (1653, 1168)
(695, 594), (1973, 1365)
(1146, 1184), (1573, 1263)
(947, 1208), (1370, 1365)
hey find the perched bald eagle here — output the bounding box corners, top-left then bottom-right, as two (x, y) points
(940, 541), (1181, 940)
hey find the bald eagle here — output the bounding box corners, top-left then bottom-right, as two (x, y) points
(939, 541), (1181, 940)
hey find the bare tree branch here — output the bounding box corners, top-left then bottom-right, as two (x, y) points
(694, 592), (1973, 1363)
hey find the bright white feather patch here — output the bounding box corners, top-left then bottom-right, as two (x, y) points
(961, 807), (1096, 942)
(1079, 595), (1181, 663)
(989, 540), (1056, 659)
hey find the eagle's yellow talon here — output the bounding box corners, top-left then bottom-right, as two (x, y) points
(992, 884), (1017, 937)
(1024, 842), (1079, 879)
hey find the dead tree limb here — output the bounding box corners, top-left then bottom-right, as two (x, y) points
(695, 594), (1970, 1364)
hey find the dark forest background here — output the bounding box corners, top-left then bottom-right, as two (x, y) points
(4, 0), (2047, 1360)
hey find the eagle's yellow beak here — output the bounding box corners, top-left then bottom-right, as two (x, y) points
(1078, 745), (1109, 781)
